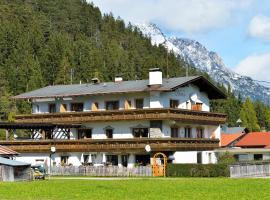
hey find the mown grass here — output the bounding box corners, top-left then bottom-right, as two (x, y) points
(0, 178), (269, 200)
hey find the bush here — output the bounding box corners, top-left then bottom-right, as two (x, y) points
(166, 163), (229, 177)
(217, 151), (236, 165)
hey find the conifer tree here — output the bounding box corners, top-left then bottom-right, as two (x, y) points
(240, 98), (260, 132)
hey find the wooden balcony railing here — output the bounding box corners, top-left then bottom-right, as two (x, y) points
(0, 138), (220, 153)
(15, 108), (226, 125)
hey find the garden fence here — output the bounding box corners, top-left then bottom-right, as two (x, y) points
(50, 165), (152, 177)
(230, 163), (270, 178)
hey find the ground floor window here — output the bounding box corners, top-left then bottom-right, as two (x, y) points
(121, 155), (128, 167)
(197, 152), (202, 164)
(61, 156), (69, 165)
(135, 155), (150, 166)
(132, 128), (148, 138)
(106, 155), (118, 166)
(254, 154), (263, 161)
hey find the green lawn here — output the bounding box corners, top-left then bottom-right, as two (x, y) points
(0, 178), (269, 200)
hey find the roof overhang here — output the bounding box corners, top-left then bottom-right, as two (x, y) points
(171, 76), (227, 100)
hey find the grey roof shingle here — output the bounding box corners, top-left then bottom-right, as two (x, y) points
(13, 76), (226, 99)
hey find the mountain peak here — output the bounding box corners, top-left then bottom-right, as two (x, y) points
(136, 22), (270, 104)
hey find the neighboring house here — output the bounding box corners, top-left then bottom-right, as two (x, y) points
(0, 157), (31, 182)
(0, 69), (226, 167)
(221, 126), (246, 134)
(0, 145), (19, 159)
(218, 132), (270, 162)
(221, 133), (244, 148)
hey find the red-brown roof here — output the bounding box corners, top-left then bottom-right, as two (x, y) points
(221, 133), (243, 147)
(236, 132), (270, 148)
(0, 145), (19, 156)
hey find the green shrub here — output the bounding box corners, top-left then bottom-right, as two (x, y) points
(166, 163), (229, 177)
(217, 151), (236, 165)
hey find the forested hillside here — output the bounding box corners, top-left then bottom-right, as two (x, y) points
(0, 0), (269, 132)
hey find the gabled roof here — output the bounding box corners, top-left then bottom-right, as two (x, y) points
(236, 132), (270, 148)
(0, 145), (19, 156)
(221, 133), (244, 147)
(0, 157), (30, 166)
(13, 76), (226, 100)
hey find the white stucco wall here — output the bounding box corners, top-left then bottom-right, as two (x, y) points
(173, 151), (198, 163)
(31, 84), (210, 113)
(173, 151), (217, 164)
(160, 85), (210, 111)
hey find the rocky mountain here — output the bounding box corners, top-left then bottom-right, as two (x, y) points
(137, 23), (270, 104)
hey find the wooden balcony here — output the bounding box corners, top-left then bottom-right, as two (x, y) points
(0, 138), (220, 153)
(15, 108), (226, 125)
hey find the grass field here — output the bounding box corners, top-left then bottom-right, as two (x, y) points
(0, 178), (270, 200)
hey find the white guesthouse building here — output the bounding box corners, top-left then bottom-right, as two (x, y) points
(0, 69), (226, 168)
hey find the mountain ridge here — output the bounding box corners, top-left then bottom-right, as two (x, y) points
(136, 22), (270, 104)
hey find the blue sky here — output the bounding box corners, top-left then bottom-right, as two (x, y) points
(90, 0), (270, 82)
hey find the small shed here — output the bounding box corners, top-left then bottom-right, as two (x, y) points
(0, 157), (31, 182)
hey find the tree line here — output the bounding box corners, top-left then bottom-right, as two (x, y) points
(0, 0), (269, 133)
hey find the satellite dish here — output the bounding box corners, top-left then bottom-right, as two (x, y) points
(190, 93), (198, 102)
(189, 93), (202, 103)
(145, 145), (151, 152)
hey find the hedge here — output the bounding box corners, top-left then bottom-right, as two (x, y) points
(166, 163), (230, 177)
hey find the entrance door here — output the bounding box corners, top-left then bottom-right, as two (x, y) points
(152, 153), (167, 177)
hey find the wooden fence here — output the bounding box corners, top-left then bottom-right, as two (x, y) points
(230, 163), (270, 178)
(50, 166), (152, 177)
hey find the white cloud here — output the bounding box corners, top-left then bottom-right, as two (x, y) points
(89, 0), (252, 33)
(248, 15), (270, 42)
(234, 53), (270, 82)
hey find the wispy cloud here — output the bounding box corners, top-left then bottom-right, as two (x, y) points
(248, 15), (270, 42)
(90, 0), (252, 33)
(234, 53), (270, 83)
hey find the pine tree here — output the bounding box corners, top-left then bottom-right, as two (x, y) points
(240, 98), (260, 132)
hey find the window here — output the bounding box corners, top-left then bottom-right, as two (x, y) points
(60, 104), (67, 112)
(92, 102), (99, 111)
(82, 155), (90, 164)
(135, 99), (144, 109)
(196, 128), (204, 138)
(36, 105), (40, 113)
(132, 128), (149, 138)
(124, 100), (132, 110)
(170, 99), (179, 108)
(184, 127), (192, 138)
(121, 155), (128, 167)
(45, 131), (52, 139)
(78, 129), (92, 139)
(208, 153), (212, 163)
(106, 155), (118, 166)
(197, 152), (202, 164)
(105, 128), (113, 138)
(171, 127), (179, 138)
(60, 156), (69, 165)
(191, 103), (203, 111)
(254, 154), (263, 161)
(105, 101), (119, 110)
(48, 104), (56, 113)
(71, 103), (84, 112)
